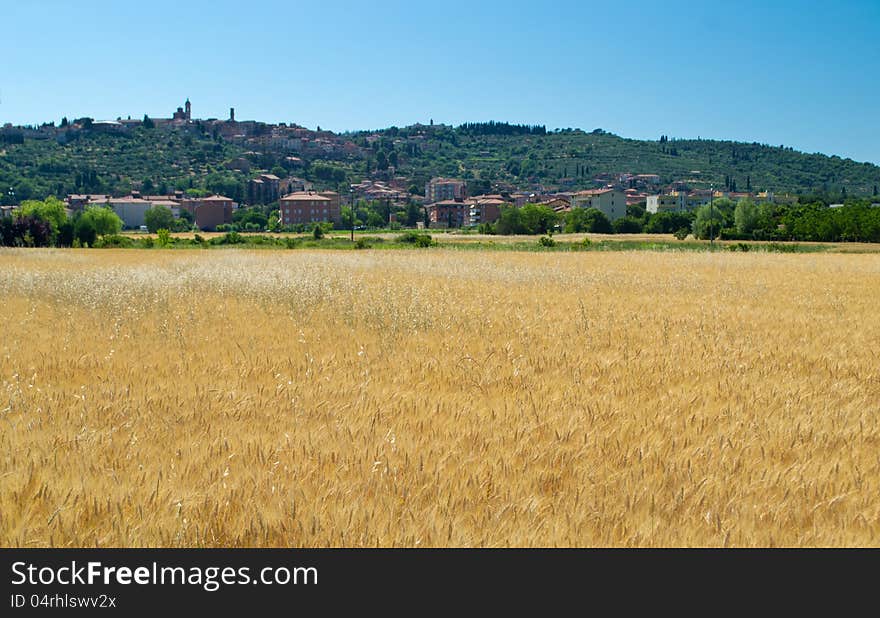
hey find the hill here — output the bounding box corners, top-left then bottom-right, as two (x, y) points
(353, 123), (880, 197)
(1, 120), (879, 203)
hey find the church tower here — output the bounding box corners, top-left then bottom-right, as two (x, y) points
(185, 98), (191, 121)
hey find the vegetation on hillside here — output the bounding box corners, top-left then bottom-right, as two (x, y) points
(2, 122), (879, 207)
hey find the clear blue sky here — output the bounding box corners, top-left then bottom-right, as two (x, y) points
(2, 0), (878, 163)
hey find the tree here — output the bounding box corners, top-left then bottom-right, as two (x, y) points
(0, 215), (52, 247)
(17, 197), (68, 237)
(144, 205), (176, 233)
(692, 203), (725, 240)
(79, 206), (123, 237)
(73, 216), (97, 247)
(232, 207), (268, 230)
(156, 228), (171, 247)
(644, 211), (693, 234)
(143, 115), (154, 129)
(564, 208), (612, 234)
(734, 199), (760, 236)
(613, 216), (644, 234)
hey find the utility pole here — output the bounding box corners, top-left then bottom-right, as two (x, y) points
(709, 184), (715, 249)
(349, 189), (355, 242)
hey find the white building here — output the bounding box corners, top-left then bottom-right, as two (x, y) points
(106, 197), (153, 228)
(569, 188), (627, 221)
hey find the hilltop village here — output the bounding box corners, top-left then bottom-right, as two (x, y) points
(0, 99), (825, 232)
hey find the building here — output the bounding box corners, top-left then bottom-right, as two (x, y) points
(106, 197), (154, 228)
(172, 99), (192, 122)
(180, 195), (235, 230)
(569, 189), (627, 221)
(465, 196), (507, 226)
(541, 197), (572, 212)
(425, 178), (467, 203)
(646, 191), (712, 213)
(646, 194), (686, 213)
(66, 194), (110, 211)
(67, 191), (236, 230)
(279, 191), (340, 226)
(247, 174), (281, 205)
(426, 199), (467, 228)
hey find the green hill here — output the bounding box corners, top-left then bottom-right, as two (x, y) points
(1, 120), (878, 203)
(354, 124), (880, 197)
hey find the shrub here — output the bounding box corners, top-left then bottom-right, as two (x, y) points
(313, 224), (324, 240)
(765, 242), (799, 253)
(673, 228), (690, 240)
(354, 238), (372, 249)
(398, 231), (434, 247)
(94, 234), (135, 248)
(156, 228), (172, 248)
(538, 235), (556, 247)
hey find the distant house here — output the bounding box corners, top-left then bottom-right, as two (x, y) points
(541, 197), (571, 212)
(91, 120), (126, 134)
(279, 191), (340, 226)
(66, 194), (110, 211)
(570, 188), (627, 221)
(247, 174), (281, 205)
(425, 178), (467, 203)
(426, 199), (467, 228)
(646, 194), (686, 213)
(646, 191), (711, 213)
(106, 197), (154, 228)
(180, 195), (235, 230)
(465, 195), (508, 226)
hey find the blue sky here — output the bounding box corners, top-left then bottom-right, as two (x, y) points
(2, 0), (878, 163)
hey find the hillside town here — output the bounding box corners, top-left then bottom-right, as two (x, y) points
(0, 99), (856, 231)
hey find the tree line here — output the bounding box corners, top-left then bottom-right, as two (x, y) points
(0, 197), (124, 247)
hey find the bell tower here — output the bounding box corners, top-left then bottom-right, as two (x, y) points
(185, 98), (191, 121)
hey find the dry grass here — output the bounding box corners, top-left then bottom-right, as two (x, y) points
(1, 248), (879, 547)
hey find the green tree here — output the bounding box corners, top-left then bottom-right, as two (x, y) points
(73, 216), (97, 247)
(613, 216), (644, 234)
(144, 205), (176, 233)
(565, 208), (612, 234)
(156, 228), (171, 247)
(734, 199), (760, 236)
(692, 203), (725, 240)
(79, 206), (123, 236)
(17, 197), (68, 237)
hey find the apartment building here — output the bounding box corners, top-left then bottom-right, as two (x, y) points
(569, 188), (627, 221)
(279, 191), (340, 226)
(425, 177), (467, 203)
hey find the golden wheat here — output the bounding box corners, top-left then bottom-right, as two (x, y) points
(1, 247), (879, 547)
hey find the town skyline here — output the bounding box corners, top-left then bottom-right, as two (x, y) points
(2, 0), (879, 164)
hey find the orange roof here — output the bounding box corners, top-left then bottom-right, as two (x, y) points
(281, 192), (330, 202)
(573, 188), (614, 196)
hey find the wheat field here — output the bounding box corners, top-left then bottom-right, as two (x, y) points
(1, 247), (879, 547)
